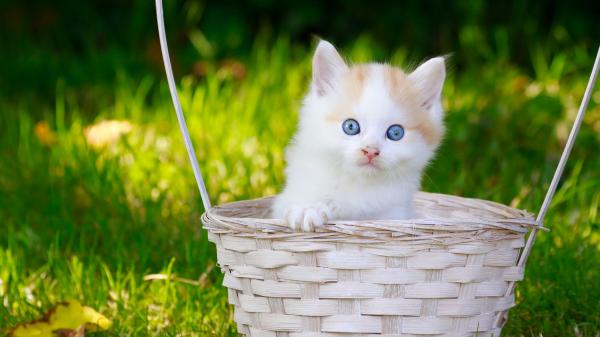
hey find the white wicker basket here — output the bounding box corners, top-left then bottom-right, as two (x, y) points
(154, 2), (600, 335)
(202, 193), (538, 336)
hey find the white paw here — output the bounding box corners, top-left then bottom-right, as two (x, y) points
(285, 203), (332, 232)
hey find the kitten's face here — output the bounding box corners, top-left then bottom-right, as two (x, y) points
(298, 41), (445, 177)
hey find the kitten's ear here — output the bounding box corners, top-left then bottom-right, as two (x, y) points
(312, 40), (348, 96)
(408, 57), (446, 110)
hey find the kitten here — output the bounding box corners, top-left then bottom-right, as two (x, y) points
(272, 40), (446, 231)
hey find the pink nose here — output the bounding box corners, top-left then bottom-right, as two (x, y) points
(361, 146), (380, 160)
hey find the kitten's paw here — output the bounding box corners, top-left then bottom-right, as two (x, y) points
(285, 203), (332, 232)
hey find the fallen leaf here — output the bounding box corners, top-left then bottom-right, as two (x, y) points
(34, 121), (57, 146)
(84, 120), (133, 148)
(10, 301), (112, 337)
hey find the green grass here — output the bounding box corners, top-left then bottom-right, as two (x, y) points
(1, 37), (599, 336)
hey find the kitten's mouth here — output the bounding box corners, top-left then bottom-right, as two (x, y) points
(358, 160), (379, 168)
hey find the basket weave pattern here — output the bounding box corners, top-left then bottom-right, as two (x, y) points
(203, 192), (538, 337)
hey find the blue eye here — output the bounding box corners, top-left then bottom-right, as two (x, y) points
(342, 119), (360, 136)
(386, 124), (405, 141)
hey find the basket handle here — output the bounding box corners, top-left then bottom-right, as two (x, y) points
(155, 0), (212, 210)
(519, 46), (599, 264)
(495, 46), (600, 328)
(535, 46), (600, 226)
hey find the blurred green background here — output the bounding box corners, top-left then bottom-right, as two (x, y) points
(1, 0), (599, 336)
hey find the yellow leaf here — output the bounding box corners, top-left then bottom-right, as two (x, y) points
(82, 306), (112, 330)
(10, 301), (112, 337)
(83, 120), (133, 148)
(34, 121), (57, 146)
(11, 322), (54, 337)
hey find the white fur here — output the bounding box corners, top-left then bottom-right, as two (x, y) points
(272, 41), (446, 231)
(312, 40), (349, 96)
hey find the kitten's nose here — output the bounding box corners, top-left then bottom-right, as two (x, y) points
(361, 146), (380, 160)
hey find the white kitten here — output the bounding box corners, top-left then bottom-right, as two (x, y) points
(272, 40), (446, 231)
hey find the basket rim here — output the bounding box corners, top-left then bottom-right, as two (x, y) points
(202, 192), (542, 240)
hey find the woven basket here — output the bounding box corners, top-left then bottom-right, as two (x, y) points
(202, 192), (538, 336)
